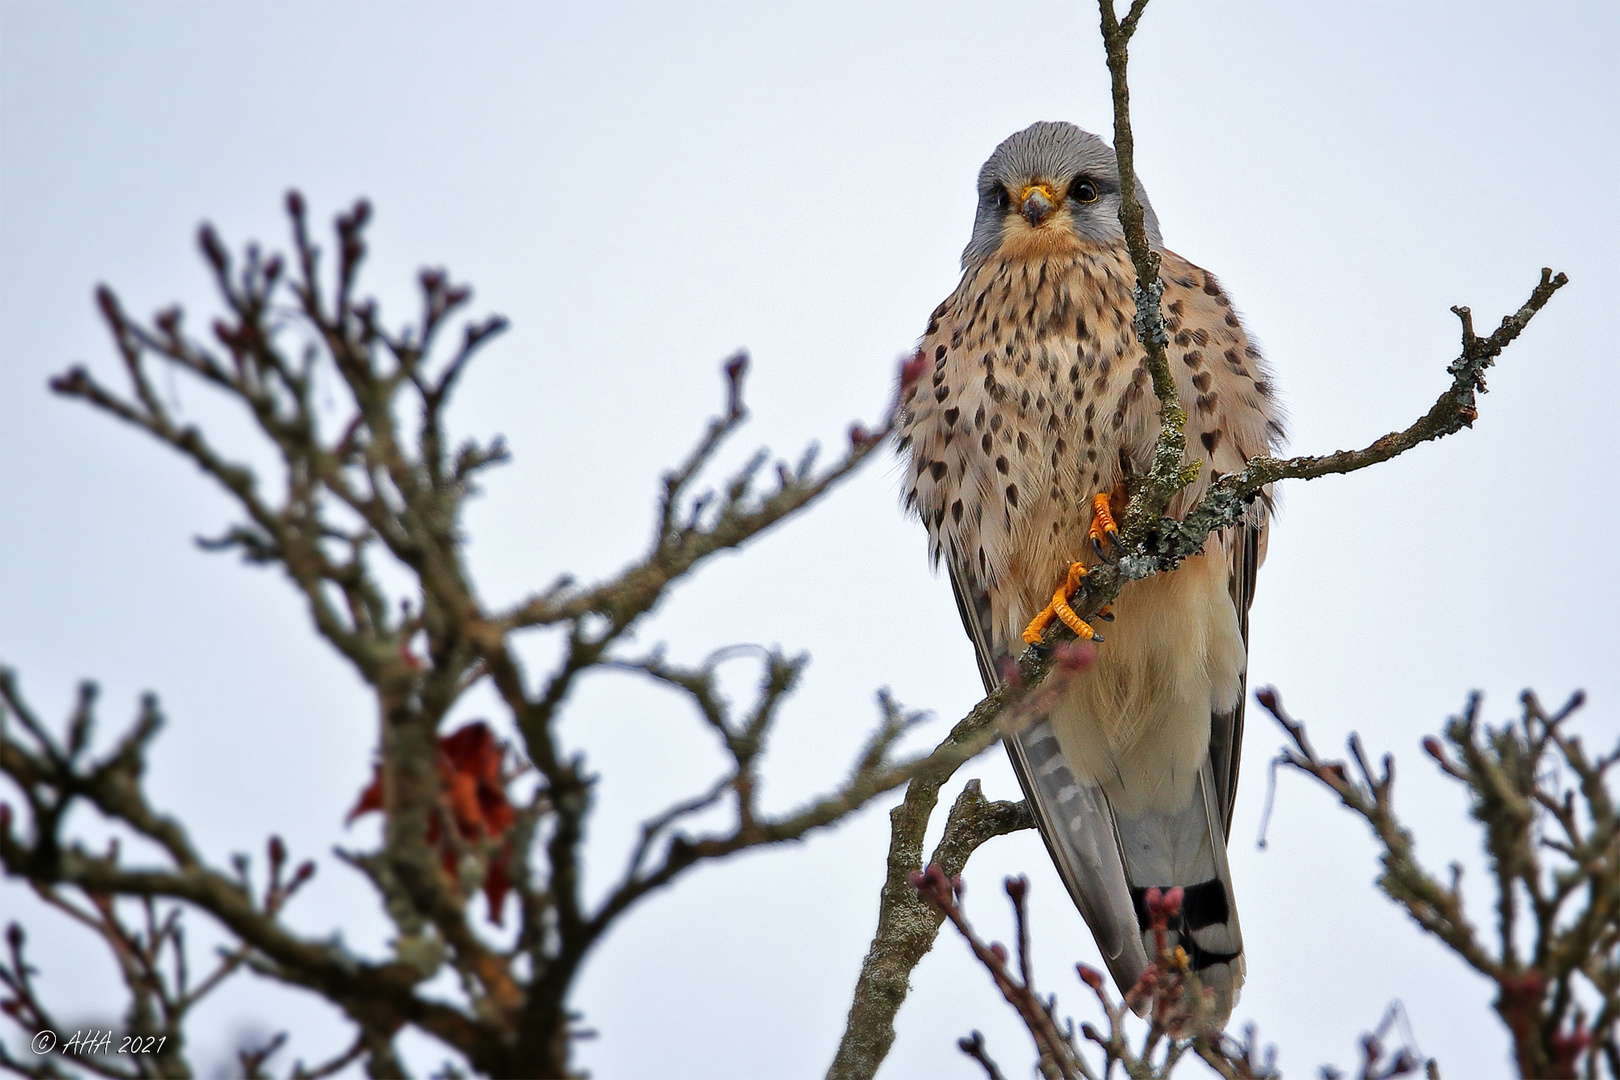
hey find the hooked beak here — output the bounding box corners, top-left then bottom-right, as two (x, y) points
(1019, 184), (1056, 226)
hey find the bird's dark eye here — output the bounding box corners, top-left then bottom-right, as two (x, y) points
(993, 187), (1011, 212)
(1070, 178), (1099, 204)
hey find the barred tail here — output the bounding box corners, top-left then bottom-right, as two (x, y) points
(1008, 724), (1244, 1029)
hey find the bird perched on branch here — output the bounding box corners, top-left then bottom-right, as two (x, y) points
(898, 121), (1284, 1027)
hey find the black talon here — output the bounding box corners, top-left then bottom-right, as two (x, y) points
(1091, 537), (1107, 559)
(1098, 610), (1115, 622)
(1090, 632), (1105, 644)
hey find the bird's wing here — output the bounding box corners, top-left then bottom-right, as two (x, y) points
(945, 561), (1150, 992)
(946, 530), (1260, 1015)
(1209, 522), (1262, 838)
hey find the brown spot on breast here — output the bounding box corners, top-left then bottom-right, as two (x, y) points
(1192, 371), (1212, 392)
(1005, 484), (1019, 508)
(990, 414), (1003, 433)
(943, 407), (960, 426)
(951, 499), (963, 523)
(981, 433), (993, 453)
(1201, 429), (1223, 454)
(1017, 431), (1030, 454)
(1174, 329), (1192, 347)
(1191, 328), (1209, 346)
(934, 385), (949, 402)
(928, 460), (947, 480)
(1225, 311), (1240, 327)
(1196, 393), (1219, 415)
(996, 455), (1009, 474)
(1183, 350), (1204, 369)
(1202, 273), (1222, 296)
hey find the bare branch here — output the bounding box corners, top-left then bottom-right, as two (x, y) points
(1258, 687), (1615, 1079)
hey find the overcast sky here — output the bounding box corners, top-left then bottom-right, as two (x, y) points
(1, 2), (1615, 1077)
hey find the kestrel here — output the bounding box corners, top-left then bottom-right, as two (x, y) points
(898, 122), (1283, 1026)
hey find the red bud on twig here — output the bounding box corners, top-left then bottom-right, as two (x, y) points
(997, 658), (1023, 690)
(723, 351), (749, 417)
(898, 350), (927, 399)
(1054, 640), (1097, 674)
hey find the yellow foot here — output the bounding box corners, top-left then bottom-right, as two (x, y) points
(1088, 492), (1121, 557)
(1022, 562), (1103, 645)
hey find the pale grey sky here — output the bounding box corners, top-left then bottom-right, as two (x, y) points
(1, 2), (1615, 1077)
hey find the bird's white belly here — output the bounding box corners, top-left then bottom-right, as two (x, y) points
(1041, 548), (1245, 818)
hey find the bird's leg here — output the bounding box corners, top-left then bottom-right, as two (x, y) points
(1022, 561), (1103, 645)
(1021, 490), (1127, 646)
(1088, 491), (1123, 559)
(1089, 491), (1123, 621)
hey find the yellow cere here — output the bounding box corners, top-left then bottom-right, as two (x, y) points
(1018, 183), (1056, 206)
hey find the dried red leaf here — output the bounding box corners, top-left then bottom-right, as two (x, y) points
(482, 851), (514, 926)
(345, 722), (518, 924)
(346, 765), (383, 824)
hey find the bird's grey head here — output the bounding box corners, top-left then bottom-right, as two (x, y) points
(961, 121), (1163, 271)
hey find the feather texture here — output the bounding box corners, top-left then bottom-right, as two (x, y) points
(902, 122), (1283, 1030)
